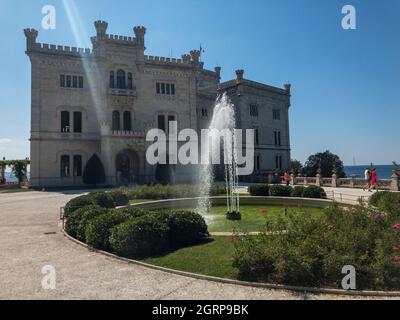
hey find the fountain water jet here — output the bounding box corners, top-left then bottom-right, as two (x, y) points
(198, 93), (241, 220)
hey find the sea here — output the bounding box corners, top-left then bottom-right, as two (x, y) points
(3, 165), (394, 182)
(344, 165), (393, 180)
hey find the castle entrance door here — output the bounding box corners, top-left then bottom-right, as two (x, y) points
(116, 149), (139, 185)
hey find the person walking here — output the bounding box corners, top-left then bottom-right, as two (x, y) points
(371, 168), (378, 192)
(284, 170), (291, 186)
(363, 167), (371, 191)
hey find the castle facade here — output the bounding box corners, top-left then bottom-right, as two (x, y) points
(24, 21), (291, 188)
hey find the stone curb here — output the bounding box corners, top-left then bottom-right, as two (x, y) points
(61, 229), (400, 298)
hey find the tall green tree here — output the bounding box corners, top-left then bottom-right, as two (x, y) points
(83, 154), (106, 187)
(290, 159), (303, 175)
(303, 150), (346, 178)
(11, 161), (27, 186)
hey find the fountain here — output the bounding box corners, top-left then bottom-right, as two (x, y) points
(198, 93), (241, 220)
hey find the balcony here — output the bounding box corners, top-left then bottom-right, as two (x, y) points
(108, 86), (137, 97)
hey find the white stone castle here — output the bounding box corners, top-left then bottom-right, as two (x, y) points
(24, 21), (291, 188)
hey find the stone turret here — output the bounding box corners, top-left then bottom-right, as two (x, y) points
(236, 69), (244, 82)
(24, 28), (38, 50)
(190, 50), (201, 63)
(133, 26), (146, 47)
(94, 20), (108, 40)
(214, 66), (221, 80)
(284, 83), (291, 94)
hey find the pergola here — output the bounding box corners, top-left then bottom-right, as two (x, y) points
(0, 159), (30, 184)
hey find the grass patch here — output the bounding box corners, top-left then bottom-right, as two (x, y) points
(142, 237), (236, 278)
(207, 205), (325, 233)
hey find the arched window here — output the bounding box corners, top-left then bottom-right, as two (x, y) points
(127, 73), (133, 89)
(73, 155), (82, 177)
(116, 70), (126, 89)
(109, 71), (115, 88)
(112, 111), (121, 131)
(60, 155), (70, 177)
(61, 111), (70, 132)
(123, 111), (132, 131)
(73, 112), (82, 133)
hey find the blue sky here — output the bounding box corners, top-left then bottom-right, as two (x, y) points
(0, 0), (399, 165)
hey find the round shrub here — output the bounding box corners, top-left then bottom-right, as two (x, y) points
(291, 186), (306, 198)
(109, 215), (169, 258)
(88, 192), (115, 209)
(85, 211), (131, 250)
(166, 211), (209, 247)
(269, 185), (292, 197)
(302, 186), (327, 199)
(109, 190), (129, 206)
(249, 184), (269, 196)
(117, 207), (149, 218)
(65, 205), (108, 241)
(64, 195), (94, 217)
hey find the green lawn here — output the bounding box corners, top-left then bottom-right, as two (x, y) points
(143, 237), (236, 278)
(206, 205), (325, 233)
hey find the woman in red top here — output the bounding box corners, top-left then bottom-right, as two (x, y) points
(371, 168), (378, 192)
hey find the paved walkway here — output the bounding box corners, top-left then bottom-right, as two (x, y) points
(0, 189), (396, 300)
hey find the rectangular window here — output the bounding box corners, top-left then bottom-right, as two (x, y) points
(156, 82), (161, 94)
(60, 75), (65, 87)
(274, 131), (277, 146)
(73, 112), (82, 133)
(78, 76), (83, 88)
(250, 104), (258, 117)
(161, 83), (166, 95)
(166, 83), (170, 95)
(72, 76), (78, 88)
(61, 111), (70, 132)
(158, 115), (166, 131)
(255, 129), (259, 145)
(66, 75), (71, 88)
(61, 155), (70, 177)
(273, 109), (280, 120)
(278, 131), (281, 146)
(73, 155), (82, 177)
(171, 84), (175, 95)
(256, 155), (260, 171)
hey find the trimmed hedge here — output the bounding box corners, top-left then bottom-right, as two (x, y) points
(164, 210), (208, 247)
(249, 184), (269, 196)
(369, 191), (400, 212)
(124, 184), (225, 200)
(302, 186), (327, 199)
(89, 192), (115, 209)
(65, 205), (108, 241)
(291, 186), (306, 198)
(109, 215), (170, 258)
(109, 190), (129, 206)
(269, 185), (292, 197)
(85, 210), (131, 250)
(64, 195), (95, 217)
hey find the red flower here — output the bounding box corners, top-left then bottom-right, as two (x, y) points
(392, 246), (400, 251)
(392, 224), (400, 230)
(327, 224), (334, 231)
(394, 256), (400, 263)
(259, 209), (269, 215)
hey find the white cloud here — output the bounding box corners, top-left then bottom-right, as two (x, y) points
(0, 138), (12, 144)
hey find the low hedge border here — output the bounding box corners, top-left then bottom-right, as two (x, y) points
(61, 218), (400, 297)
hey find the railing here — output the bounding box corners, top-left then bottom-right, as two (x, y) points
(325, 190), (369, 205)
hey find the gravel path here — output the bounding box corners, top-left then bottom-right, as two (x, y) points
(0, 190), (396, 300)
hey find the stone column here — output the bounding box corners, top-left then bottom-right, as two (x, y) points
(332, 174), (338, 188)
(316, 173), (321, 186)
(268, 173), (273, 184)
(392, 172), (399, 191)
(290, 173), (295, 186)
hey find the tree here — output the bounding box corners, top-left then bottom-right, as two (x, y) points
(303, 150), (346, 178)
(290, 159), (303, 175)
(83, 154), (106, 187)
(11, 161), (27, 186)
